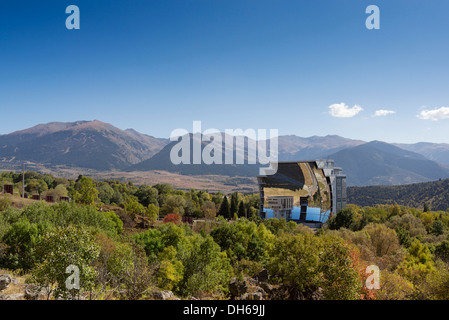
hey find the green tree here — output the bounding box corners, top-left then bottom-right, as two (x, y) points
(238, 201), (246, 218)
(2, 218), (52, 270)
(161, 195), (186, 216)
(123, 196), (146, 216)
(179, 235), (232, 297)
(30, 226), (100, 299)
(218, 195), (231, 219)
(26, 179), (48, 196)
(155, 246), (184, 291)
(146, 203), (159, 223)
(328, 208), (357, 230)
(74, 177), (99, 206)
(230, 192), (239, 216)
(97, 182), (115, 204)
(201, 201), (217, 220)
(398, 239), (435, 283)
(135, 185), (158, 207)
(430, 220), (446, 236)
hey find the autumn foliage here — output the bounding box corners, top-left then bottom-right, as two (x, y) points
(163, 213), (181, 224)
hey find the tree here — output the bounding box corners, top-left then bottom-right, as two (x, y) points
(328, 208), (357, 230)
(179, 235), (232, 297)
(362, 223), (400, 257)
(43, 184), (68, 202)
(201, 201), (217, 221)
(398, 239), (435, 283)
(155, 246), (184, 291)
(134, 185), (158, 207)
(161, 195), (186, 216)
(26, 179), (48, 196)
(424, 202), (430, 213)
(146, 203), (159, 223)
(30, 226), (100, 299)
(319, 239), (362, 300)
(163, 213), (181, 225)
(97, 182), (115, 204)
(218, 195), (230, 219)
(230, 192), (239, 216)
(238, 201), (246, 218)
(2, 218), (52, 270)
(74, 177), (99, 206)
(430, 220), (446, 236)
(123, 196), (146, 216)
(267, 234), (361, 300)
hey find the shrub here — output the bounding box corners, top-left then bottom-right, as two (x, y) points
(163, 213), (181, 224)
(0, 195), (12, 211)
(30, 226), (100, 299)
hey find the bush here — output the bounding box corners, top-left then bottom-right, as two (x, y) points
(178, 235), (231, 297)
(0, 195), (12, 211)
(30, 226), (100, 299)
(2, 218), (52, 270)
(163, 213), (181, 225)
(267, 233), (362, 299)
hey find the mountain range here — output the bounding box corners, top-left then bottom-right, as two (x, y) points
(0, 120), (169, 170)
(1, 120), (449, 186)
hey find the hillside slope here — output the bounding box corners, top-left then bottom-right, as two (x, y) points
(347, 178), (449, 211)
(0, 121), (169, 170)
(329, 141), (449, 186)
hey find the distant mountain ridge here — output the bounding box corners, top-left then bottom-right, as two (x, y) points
(394, 142), (449, 167)
(328, 141), (449, 186)
(0, 120), (169, 170)
(1, 120), (449, 186)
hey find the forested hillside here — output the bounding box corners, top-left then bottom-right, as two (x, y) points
(348, 178), (449, 212)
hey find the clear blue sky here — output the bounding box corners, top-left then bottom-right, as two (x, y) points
(1, 0), (449, 143)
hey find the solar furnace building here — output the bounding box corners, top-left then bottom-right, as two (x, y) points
(257, 160), (347, 226)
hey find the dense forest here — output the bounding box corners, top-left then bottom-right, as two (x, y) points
(348, 178), (449, 212)
(1, 171), (449, 300)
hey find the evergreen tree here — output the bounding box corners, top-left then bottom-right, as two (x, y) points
(218, 195), (231, 219)
(230, 192), (238, 216)
(238, 201), (246, 218)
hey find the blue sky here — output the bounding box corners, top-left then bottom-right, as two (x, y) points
(1, 0), (449, 143)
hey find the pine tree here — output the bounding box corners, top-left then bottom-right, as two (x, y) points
(230, 192), (238, 216)
(218, 195), (231, 219)
(238, 201), (246, 218)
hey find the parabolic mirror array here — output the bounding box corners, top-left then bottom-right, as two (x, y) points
(258, 160), (347, 224)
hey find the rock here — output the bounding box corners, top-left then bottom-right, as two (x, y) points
(188, 296), (199, 300)
(311, 287), (324, 300)
(240, 292), (264, 300)
(260, 282), (274, 295)
(0, 293), (24, 300)
(230, 277), (268, 299)
(256, 269), (269, 282)
(152, 290), (175, 300)
(24, 284), (43, 300)
(229, 277), (242, 298)
(0, 275), (12, 291)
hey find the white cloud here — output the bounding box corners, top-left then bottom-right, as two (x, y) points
(328, 103), (363, 118)
(373, 109), (396, 117)
(417, 106), (449, 121)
